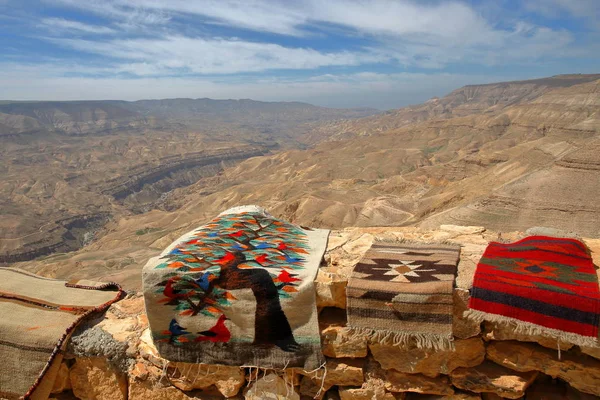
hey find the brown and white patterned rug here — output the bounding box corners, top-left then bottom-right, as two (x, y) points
(347, 242), (461, 349)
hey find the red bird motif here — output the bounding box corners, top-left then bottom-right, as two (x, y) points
(163, 277), (194, 300)
(215, 251), (236, 265)
(276, 270), (301, 284)
(277, 242), (288, 250)
(255, 254), (268, 264)
(195, 314), (231, 343)
(228, 230), (245, 238)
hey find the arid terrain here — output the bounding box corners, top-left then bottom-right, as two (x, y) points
(2, 74), (600, 288)
(0, 100), (375, 263)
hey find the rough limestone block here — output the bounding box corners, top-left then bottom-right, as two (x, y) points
(303, 358), (365, 397)
(486, 340), (600, 396)
(384, 370), (455, 396)
(453, 289), (481, 339)
(50, 361), (71, 394)
(455, 242), (487, 289)
(405, 392), (481, 399)
(321, 326), (368, 358)
(299, 375), (327, 400)
(323, 358), (365, 388)
(244, 372), (300, 400)
(339, 386), (401, 400)
(369, 337), (485, 377)
(326, 232), (352, 252)
(128, 368), (207, 400)
(315, 269), (348, 309)
(70, 357), (127, 400)
(341, 233), (375, 258)
(166, 362), (246, 397)
(450, 361), (538, 399)
(337, 364), (404, 400)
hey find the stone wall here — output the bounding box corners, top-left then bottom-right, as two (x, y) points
(48, 226), (600, 400)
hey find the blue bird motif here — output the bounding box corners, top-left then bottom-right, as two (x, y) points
(254, 242), (274, 249)
(194, 273), (214, 291)
(231, 243), (246, 251)
(168, 319), (189, 336)
(283, 254), (302, 263)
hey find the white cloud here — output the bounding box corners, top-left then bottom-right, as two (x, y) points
(45, 21), (577, 77)
(40, 0), (579, 74)
(47, 0), (505, 43)
(48, 36), (387, 74)
(39, 17), (116, 34)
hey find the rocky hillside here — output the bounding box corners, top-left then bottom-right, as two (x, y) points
(131, 98), (377, 147)
(150, 74), (600, 236)
(0, 99), (375, 263)
(41, 226), (600, 400)
(0, 101), (160, 137)
(300, 74), (600, 144)
(3, 74), (599, 267)
(0, 136), (264, 264)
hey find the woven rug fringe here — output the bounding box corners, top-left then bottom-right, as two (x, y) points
(463, 309), (599, 348)
(345, 326), (455, 351)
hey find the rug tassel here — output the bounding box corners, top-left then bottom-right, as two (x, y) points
(344, 326), (455, 350)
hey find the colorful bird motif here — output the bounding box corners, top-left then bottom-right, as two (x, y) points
(195, 314), (231, 343)
(162, 277), (195, 300)
(231, 243), (246, 251)
(215, 251), (236, 265)
(282, 254), (303, 263)
(161, 319), (190, 343)
(194, 272), (215, 291)
(254, 254), (268, 264)
(275, 270), (301, 284)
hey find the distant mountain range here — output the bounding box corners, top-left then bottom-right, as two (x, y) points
(0, 98), (378, 145)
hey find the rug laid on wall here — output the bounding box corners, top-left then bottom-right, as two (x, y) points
(467, 236), (600, 347)
(346, 242), (461, 350)
(0, 268), (124, 400)
(143, 205), (330, 370)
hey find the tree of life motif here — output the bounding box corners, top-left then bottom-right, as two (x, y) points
(153, 212), (309, 352)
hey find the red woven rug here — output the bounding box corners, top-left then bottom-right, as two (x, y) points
(467, 236), (600, 346)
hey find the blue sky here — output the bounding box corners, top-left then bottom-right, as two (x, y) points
(1, 0), (599, 109)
